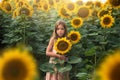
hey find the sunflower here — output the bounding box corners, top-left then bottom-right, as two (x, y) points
(16, 1), (25, 7)
(42, 1), (50, 12)
(108, 0), (120, 8)
(85, 1), (94, 7)
(48, 0), (55, 8)
(94, 1), (102, 8)
(17, 6), (33, 17)
(77, 6), (91, 19)
(96, 50), (120, 80)
(76, 0), (83, 6)
(0, 48), (38, 80)
(58, 6), (70, 18)
(97, 9), (110, 18)
(54, 37), (72, 55)
(71, 17), (83, 28)
(1, 1), (12, 13)
(68, 30), (81, 44)
(100, 14), (114, 28)
(64, 2), (76, 14)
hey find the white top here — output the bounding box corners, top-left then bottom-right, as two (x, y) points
(49, 49), (57, 63)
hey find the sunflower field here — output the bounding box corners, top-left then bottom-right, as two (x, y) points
(0, 0), (120, 80)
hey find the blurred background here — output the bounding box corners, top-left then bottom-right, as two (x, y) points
(0, 0), (120, 80)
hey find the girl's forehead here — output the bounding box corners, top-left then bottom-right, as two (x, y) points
(57, 24), (64, 28)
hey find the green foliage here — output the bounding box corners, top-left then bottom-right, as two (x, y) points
(54, 62), (72, 73)
(0, 10), (12, 48)
(40, 62), (55, 73)
(76, 73), (88, 80)
(0, 5), (120, 80)
(0, 10), (60, 80)
(67, 56), (82, 64)
(40, 56), (81, 73)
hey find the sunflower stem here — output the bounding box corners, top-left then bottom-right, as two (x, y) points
(22, 15), (26, 44)
(94, 52), (97, 78)
(23, 25), (26, 44)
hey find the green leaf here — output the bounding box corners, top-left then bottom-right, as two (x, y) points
(85, 47), (97, 56)
(57, 64), (72, 73)
(88, 33), (98, 36)
(99, 42), (108, 45)
(39, 62), (55, 73)
(76, 73), (87, 78)
(67, 56), (82, 64)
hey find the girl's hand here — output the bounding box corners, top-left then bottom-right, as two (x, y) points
(53, 50), (68, 60)
(58, 55), (68, 61)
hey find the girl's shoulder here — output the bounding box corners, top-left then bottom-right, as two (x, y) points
(49, 37), (55, 45)
(51, 37), (56, 42)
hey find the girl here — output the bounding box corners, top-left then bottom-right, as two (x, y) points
(45, 20), (69, 80)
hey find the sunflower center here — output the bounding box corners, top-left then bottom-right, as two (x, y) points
(57, 41), (69, 51)
(77, 7), (89, 18)
(67, 3), (74, 10)
(49, 0), (54, 6)
(20, 7), (30, 16)
(103, 17), (111, 25)
(109, 0), (120, 7)
(43, 4), (48, 10)
(73, 19), (81, 26)
(109, 63), (120, 80)
(70, 34), (78, 41)
(5, 3), (12, 11)
(2, 59), (28, 80)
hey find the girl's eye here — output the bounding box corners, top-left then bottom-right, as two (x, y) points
(57, 28), (64, 30)
(57, 28), (59, 30)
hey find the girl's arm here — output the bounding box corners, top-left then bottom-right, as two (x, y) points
(46, 37), (59, 57)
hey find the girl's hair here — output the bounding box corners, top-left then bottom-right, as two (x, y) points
(52, 20), (67, 40)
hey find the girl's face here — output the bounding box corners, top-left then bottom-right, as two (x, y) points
(56, 24), (65, 37)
